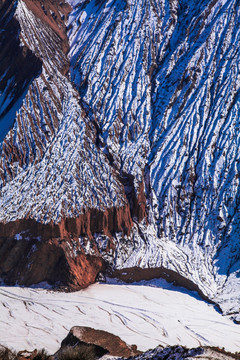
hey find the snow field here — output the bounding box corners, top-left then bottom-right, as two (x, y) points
(0, 280), (239, 354)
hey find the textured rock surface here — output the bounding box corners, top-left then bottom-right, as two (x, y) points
(0, 0), (239, 318)
(0, 0), (42, 140)
(0, 219), (106, 289)
(58, 326), (141, 358)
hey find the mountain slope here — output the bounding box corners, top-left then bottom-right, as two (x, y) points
(0, 0), (239, 318)
(66, 0), (240, 317)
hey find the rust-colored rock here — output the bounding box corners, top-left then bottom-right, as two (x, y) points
(134, 179), (147, 222)
(0, 234), (105, 290)
(22, 0), (72, 57)
(0, 205), (133, 289)
(59, 205), (133, 239)
(0, 204), (133, 239)
(59, 326), (141, 358)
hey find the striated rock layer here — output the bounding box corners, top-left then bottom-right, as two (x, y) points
(0, 0), (239, 318)
(0, 0), (42, 141)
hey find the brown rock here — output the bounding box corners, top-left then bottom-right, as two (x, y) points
(17, 349), (37, 360)
(0, 205), (133, 290)
(22, 0), (72, 58)
(0, 232), (104, 290)
(59, 326), (141, 358)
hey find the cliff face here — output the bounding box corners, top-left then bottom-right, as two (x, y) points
(0, 0), (239, 317)
(0, 0), (137, 290)
(0, 206), (132, 289)
(0, 0), (42, 141)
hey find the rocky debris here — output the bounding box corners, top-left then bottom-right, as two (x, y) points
(118, 346), (204, 359)
(17, 349), (38, 360)
(0, 346), (39, 360)
(57, 326), (141, 358)
(1, 342), (239, 360)
(115, 346), (240, 360)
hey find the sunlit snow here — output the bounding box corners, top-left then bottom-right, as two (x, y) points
(0, 280), (239, 354)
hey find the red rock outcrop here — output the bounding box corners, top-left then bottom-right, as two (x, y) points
(58, 326), (141, 358)
(0, 234), (105, 290)
(0, 205), (133, 289)
(22, 0), (71, 61)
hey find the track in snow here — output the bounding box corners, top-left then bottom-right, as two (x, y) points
(0, 280), (239, 354)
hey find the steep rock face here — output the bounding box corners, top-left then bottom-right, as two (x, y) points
(0, 204), (132, 269)
(0, 0), (70, 186)
(0, 0), (135, 288)
(148, 0), (240, 315)
(0, 0), (239, 317)
(0, 0), (42, 140)
(0, 219), (106, 289)
(66, 0), (240, 316)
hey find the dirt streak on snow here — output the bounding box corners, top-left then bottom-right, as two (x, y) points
(0, 281), (239, 354)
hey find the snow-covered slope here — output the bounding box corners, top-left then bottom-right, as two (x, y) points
(0, 0), (42, 141)
(65, 0), (240, 317)
(0, 0), (239, 318)
(0, 281), (239, 354)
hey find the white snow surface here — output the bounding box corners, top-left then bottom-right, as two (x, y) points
(0, 0), (240, 322)
(0, 281), (239, 354)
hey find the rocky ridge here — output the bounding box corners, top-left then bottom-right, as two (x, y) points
(0, 0), (239, 318)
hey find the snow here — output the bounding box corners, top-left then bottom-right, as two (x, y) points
(14, 233), (23, 241)
(0, 281), (239, 354)
(0, 88), (29, 142)
(55, 0), (240, 318)
(0, 0), (240, 325)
